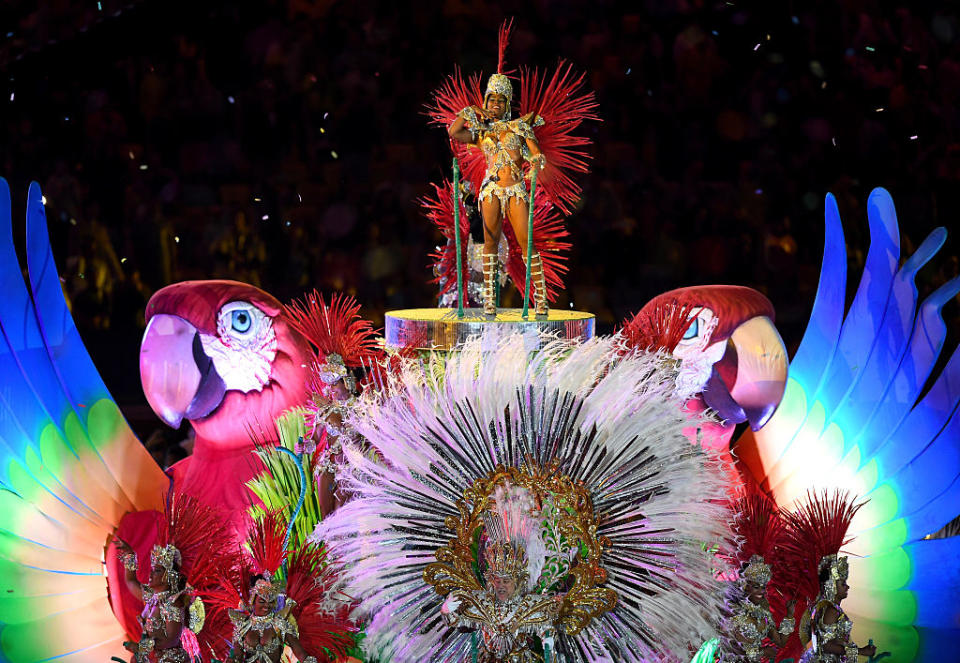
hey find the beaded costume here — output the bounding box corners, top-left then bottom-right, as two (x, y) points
(724, 556), (795, 663)
(117, 494), (225, 663)
(209, 511), (354, 663)
(802, 556), (861, 663)
(427, 20), (597, 314)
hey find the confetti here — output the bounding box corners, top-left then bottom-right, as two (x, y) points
(9, 92), (13, 101)
(626, 68), (632, 75)
(712, 30), (718, 36)
(297, 192), (302, 202)
(910, 135), (918, 140)
(754, 188), (763, 195)
(832, 137), (837, 146)
(331, 150), (339, 159)
(323, 112), (329, 119)
(139, 164), (148, 170)
(285, 220), (291, 227)
(41, 195), (47, 205)
(174, 236), (180, 243)
(320, 127), (325, 134)
(228, 96), (235, 104)
(129, 151), (135, 159)
(821, 81), (827, 89)
(875, 107), (884, 112)
(865, 46), (875, 52)
(254, 196), (262, 202)
(262, 214), (269, 220)
(97, 1), (102, 10)
(121, 257), (127, 264)
(791, 16), (799, 25)
(753, 43), (761, 51)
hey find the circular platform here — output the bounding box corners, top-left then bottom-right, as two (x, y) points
(385, 308), (595, 351)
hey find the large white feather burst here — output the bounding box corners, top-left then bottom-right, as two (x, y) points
(311, 334), (732, 662)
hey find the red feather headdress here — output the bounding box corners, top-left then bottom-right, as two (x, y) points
(283, 290), (381, 368)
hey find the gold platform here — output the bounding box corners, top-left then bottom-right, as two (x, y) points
(385, 308), (595, 351)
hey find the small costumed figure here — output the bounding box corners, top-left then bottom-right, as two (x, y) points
(281, 290), (381, 515)
(780, 491), (883, 663)
(114, 493), (229, 662)
(720, 491), (798, 663)
(441, 484), (561, 662)
(724, 555), (797, 663)
(427, 19), (596, 315)
(801, 555), (878, 663)
(209, 511), (355, 663)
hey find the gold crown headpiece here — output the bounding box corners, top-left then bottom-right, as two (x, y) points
(740, 554), (772, 588)
(485, 73), (513, 103)
(150, 544), (183, 586)
(483, 540), (529, 585)
(819, 554), (848, 602)
(251, 570), (285, 606)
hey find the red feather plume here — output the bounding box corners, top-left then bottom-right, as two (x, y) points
(618, 299), (697, 354)
(246, 509), (288, 577)
(283, 290), (381, 368)
(780, 490), (864, 604)
(497, 18), (514, 75)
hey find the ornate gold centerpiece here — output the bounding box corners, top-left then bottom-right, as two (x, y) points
(424, 461), (616, 660)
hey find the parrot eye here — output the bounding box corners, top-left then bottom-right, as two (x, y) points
(683, 318), (699, 340)
(216, 301), (269, 343)
(231, 309), (252, 333)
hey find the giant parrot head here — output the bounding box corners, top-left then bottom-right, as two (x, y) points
(639, 285), (789, 436)
(139, 280), (313, 451)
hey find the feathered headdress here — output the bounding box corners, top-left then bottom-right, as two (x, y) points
(484, 19), (515, 108)
(781, 489), (863, 604)
(283, 290), (381, 369)
(312, 334), (732, 662)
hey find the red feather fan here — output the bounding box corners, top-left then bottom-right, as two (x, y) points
(518, 63), (600, 214)
(283, 290), (382, 368)
(780, 490), (864, 604)
(501, 199), (571, 304)
(422, 179), (471, 299)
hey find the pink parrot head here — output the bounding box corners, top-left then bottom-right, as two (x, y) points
(139, 280), (313, 450)
(638, 285), (789, 431)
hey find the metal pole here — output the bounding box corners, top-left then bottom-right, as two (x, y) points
(521, 169), (538, 318)
(452, 158), (465, 318)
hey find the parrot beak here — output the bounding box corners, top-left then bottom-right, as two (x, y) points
(702, 316), (788, 430)
(140, 314), (226, 428)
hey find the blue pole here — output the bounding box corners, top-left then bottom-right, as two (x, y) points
(275, 443), (307, 557)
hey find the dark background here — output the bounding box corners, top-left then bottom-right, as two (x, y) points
(2, 0), (959, 460)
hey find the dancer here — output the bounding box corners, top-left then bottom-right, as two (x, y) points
(114, 493), (229, 662)
(428, 20), (596, 315)
(725, 554), (797, 662)
(802, 555), (877, 663)
(210, 511), (355, 663)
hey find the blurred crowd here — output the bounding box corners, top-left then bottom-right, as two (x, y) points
(2, 0), (960, 443)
